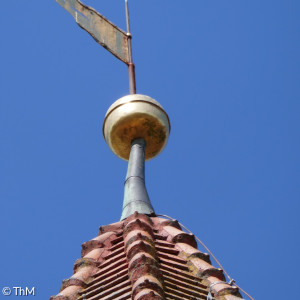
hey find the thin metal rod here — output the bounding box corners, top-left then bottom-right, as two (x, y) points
(128, 63), (136, 94)
(125, 0), (136, 94)
(121, 138), (155, 220)
(125, 0), (131, 37)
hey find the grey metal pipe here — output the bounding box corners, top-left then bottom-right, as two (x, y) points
(121, 138), (155, 220)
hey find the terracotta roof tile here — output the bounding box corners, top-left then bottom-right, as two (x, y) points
(51, 213), (244, 299)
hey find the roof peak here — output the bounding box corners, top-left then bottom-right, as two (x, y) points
(50, 213), (244, 300)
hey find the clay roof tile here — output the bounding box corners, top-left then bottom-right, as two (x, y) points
(50, 214), (244, 300)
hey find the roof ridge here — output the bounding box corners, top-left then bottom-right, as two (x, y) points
(50, 214), (244, 300)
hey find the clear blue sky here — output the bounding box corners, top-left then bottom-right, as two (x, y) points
(1, 1), (299, 299)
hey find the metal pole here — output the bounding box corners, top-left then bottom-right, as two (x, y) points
(125, 0), (131, 35)
(121, 138), (155, 220)
(125, 0), (136, 94)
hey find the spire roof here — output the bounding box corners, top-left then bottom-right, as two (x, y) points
(50, 212), (243, 300)
(52, 3), (248, 300)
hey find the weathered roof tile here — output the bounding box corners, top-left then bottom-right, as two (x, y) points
(51, 213), (244, 299)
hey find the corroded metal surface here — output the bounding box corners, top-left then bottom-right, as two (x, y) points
(122, 139), (154, 220)
(56, 0), (129, 64)
(50, 213), (243, 300)
(103, 94), (170, 161)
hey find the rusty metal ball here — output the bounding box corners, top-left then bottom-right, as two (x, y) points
(103, 94), (170, 161)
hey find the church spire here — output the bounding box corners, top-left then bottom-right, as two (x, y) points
(52, 2), (249, 300)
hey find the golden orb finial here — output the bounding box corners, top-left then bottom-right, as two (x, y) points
(103, 94), (170, 161)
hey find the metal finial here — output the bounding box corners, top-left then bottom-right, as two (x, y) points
(121, 138), (154, 220)
(103, 94), (170, 161)
(103, 94), (170, 219)
(56, 0), (171, 219)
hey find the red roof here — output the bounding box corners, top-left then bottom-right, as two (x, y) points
(50, 212), (243, 300)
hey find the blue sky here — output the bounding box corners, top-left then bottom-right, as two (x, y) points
(1, 1), (299, 299)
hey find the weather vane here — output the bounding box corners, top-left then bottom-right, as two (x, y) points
(56, 0), (170, 219)
(57, 0), (136, 93)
